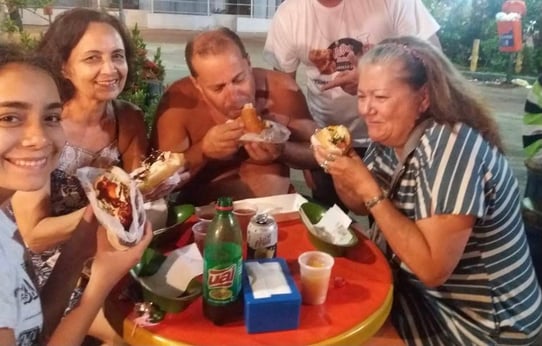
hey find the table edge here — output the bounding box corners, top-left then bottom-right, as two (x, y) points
(123, 285), (394, 346)
(312, 285), (394, 346)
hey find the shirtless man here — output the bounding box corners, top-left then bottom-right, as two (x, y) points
(150, 28), (317, 205)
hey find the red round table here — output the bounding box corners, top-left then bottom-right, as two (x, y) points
(105, 217), (393, 345)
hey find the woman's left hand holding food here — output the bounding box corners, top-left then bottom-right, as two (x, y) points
(313, 146), (380, 214)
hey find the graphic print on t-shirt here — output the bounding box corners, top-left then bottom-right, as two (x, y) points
(18, 326), (40, 346)
(308, 37), (363, 75)
(17, 277), (39, 304)
(16, 277), (41, 345)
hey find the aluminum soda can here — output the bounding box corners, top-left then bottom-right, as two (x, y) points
(246, 213), (278, 259)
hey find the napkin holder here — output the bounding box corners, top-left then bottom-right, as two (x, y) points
(243, 258), (301, 333)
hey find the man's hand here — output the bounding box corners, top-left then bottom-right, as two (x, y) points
(202, 120), (244, 159)
(321, 52), (359, 95)
(321, 68), (358, 95)
(244, 141), (284, 164)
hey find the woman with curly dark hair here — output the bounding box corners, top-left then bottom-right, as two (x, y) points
(0, 43), (151, 346)
(10, 8), (148, 345)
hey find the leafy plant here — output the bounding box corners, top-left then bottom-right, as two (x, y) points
(0, 0), (53, 32)
(422, 0), (542, 76)
(119, 24), (166, 133)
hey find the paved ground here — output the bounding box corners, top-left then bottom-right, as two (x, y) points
(138, 28), (531, 197)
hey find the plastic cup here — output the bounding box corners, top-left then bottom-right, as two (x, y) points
(298, 251), (335, 305)
(195, 203), (215, 222)
(192, 221), (210, 253)
(233, 203), (258, 240)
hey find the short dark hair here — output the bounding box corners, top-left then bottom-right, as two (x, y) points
(37, 8), (135, 101)
(0, 42), (63, 95)
(185, 27), (249, 78)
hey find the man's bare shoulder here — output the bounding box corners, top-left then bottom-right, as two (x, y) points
(161, 77), (200, 106)
(155, 77), (205, 120)
(253, 67), (302, 92)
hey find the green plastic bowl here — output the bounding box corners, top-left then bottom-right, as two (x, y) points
(130, 248), (202, 313)
(150, 204), (195, 248)
(299, 202), (358, 257)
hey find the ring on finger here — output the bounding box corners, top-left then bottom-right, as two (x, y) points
(321, 159), (329, 172)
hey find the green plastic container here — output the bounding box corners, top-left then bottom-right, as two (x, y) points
(150, 204), (194, 248)
(131, 248), (202, 313)
(299, 202), (358, 257)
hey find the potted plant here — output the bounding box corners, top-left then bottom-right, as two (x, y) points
(119, 24), (166, 133)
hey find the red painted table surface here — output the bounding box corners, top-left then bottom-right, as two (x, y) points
(106, 217), (393, 346)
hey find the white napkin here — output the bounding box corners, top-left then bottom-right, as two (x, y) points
(313, 204), (353, 245)
(246, 262), (291, 299)
(139, 243), (203, 298)
(239, 120), (291, 144)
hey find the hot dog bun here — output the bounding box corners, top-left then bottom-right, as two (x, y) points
(134, 151), (185, 195)
(311, 125), (352, 155)
(240, 103), (266, 133)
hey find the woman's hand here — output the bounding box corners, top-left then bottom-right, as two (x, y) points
(313, 145), (381, 213)
(89, 221), (153, 290)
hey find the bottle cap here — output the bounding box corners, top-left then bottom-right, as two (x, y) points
(215, 197), (233, 211)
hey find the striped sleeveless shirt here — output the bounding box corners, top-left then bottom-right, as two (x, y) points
(365, 121), (542, 345)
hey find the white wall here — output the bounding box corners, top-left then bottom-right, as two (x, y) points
(20, 8), (270, 33)
(147, 13), (213, 30)
(237, 17), (269, 32)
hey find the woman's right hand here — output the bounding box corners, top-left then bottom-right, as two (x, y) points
(89, 221), (153, 291)
(312, 146), (381, 213)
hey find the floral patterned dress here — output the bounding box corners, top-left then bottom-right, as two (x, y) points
(30, 141), (121, 310)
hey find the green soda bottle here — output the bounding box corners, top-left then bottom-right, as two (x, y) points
(202, 197), (244, 325)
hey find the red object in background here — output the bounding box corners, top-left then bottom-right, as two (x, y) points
(497, 20), (523, 52)
(502, 0), (527, 15)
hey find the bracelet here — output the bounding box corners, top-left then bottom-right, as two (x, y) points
(364, 194), (386, 210)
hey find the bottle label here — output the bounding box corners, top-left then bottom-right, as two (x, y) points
(203, 242), (242, 305)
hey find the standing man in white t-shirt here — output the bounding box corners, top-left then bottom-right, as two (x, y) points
(264, 0), (440, 208)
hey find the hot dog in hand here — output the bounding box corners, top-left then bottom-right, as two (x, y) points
(240, 103), (266, 134)
(77, 166), (145, 250)
(95, 169), (133, 231)
(132, 151), (186, 196)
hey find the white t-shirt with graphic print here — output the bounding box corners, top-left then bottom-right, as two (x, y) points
(0, 211), (42, 345)
(264, 0), (440, 147)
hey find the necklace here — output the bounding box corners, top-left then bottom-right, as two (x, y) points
(310, 0), (346, 44)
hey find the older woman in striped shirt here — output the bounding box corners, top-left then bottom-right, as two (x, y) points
(313, 36), (542, 345)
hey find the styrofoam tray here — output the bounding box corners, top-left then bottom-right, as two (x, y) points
(234, 193), (308, 222)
